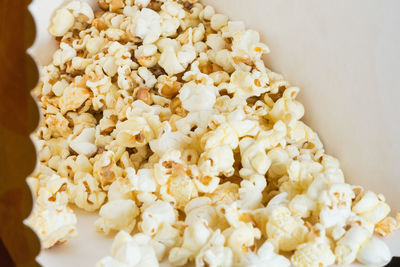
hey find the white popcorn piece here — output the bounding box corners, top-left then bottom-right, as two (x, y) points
(291, 224), (335, 267)
(206, 34), (226, 51)
(115, 117), (156, 148)
(239, 137), (271, 178)
(53, 42), (77, 69)
(224, 223), (261, 264)
(126, 167), (157, 193)
(180, 83), (217, 112)
(184, 197), (219, 228)
(149, 123), (191, 155)
(169, 219), (212, 266)
(158, 45), (185, 76)
(210, 14), (229, 31)
(291, 240), (335, 267)
(49, 8), (75, 37)
(195, 230), (233, 267)
(352, 190), (391, 225)
(318, 183), (354, 228)
(65, 1), (94, 23)
(201, 122), (239, 151)
(356, 236), (392, 266)
(134, 8), (161, 44)
(177, 44), (197, 69)
(27, 203), (77, 248)
(334, 225), (371, 265)
(199, 145), (235, 177)
(70, 173), (107, 212)
(107, 178), (134, 201)
(266, 207), (308, 251)
(241, 241), (290, 267)
(36, 174), (69, 207)
(95, 199), (139, 234)
(288, 194), (316, 218)
(97, 231), (159, 267)
(140, 200), (176, 236)
(69, 128), (97, 157)
(237, 178), (265, 209)
(199, 5), (215, 22)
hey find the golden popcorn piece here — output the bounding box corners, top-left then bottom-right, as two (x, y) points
(59, 86), (91, 114)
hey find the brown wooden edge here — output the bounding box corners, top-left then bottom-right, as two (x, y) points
(0, 0), (41, 266)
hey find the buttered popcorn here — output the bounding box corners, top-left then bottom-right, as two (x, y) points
(27, 0), (398, 266)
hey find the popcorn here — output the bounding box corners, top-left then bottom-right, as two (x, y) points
(33, 1), (396, 266)
(93, 151), (123, 188)
(180, 83), (217, 113)
(64, 1), (94, 24)
(149, 123), (191, 155)
(134, 8), (161, 44)
(224, 223), (261, 261)
(318, 183), (354, 228)
(97, 231), (159, 267)
(140, 200), (176, 236)
(291, 225), (335, 267)
(334, 225), (371, 265)
(27, 203), (77, 248)
(107, 178), (134, 201)
(206, 34), (226, 51)
(195, 230), (233, 267)
(95, 199), (139, 234)
(239, 136), (271, 179)
(356, 236), (392, 266)
(70, 173), (107, 212)
(135, 44), (159, 68)
(86, 37), (106, 55)
(161, 171), (198, 209)
(135, 0), (150, 8)
(36, 174), (69, 208)
(184, 197), (219, 228)
(201, 122), (238, 151)
(352, 190), (391, 225)
(115, 117), (156, 148)
(69, 128), (97, 157)
(126, 167), (156, 193)
(158, 44), (185, 75)
(169, 219), (211, 266)
(199, 145), (235, 177)
(266, 207), (308, 251)
(53, 43), (77, 69)
(241, 241), (290, 267)
(49, 8), (75, 37)
(210, 14), (229, 31)
(59, 85), (91, 114)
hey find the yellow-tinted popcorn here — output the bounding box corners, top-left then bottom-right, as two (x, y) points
(27, 203), (77, 249)
(95, 199), (139, 234)
(266, 207), (308, 251)
(241, 241), (290, 267)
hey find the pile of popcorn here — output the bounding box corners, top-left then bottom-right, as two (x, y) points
(27, 0), (400, 266)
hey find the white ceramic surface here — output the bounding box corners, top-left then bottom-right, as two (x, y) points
(28, 0), (400, 266)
